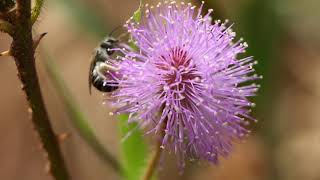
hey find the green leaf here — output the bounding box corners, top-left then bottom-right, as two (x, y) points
(118, 114), (148, 180)
(133, 0), (143, 23)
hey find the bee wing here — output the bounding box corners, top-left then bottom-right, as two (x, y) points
(88, 55), (96, 95)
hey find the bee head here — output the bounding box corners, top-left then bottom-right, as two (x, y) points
(100, 37), (119, 56)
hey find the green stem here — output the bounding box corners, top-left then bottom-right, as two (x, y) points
(11, 0), (70, 179)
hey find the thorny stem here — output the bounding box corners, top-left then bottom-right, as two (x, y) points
(10, 0), (70, 179)
(142, 121), (167, 180)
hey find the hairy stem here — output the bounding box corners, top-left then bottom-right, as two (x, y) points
(11, 0), (70, 179)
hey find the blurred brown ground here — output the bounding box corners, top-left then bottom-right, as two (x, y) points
(1, 0), (320, 180)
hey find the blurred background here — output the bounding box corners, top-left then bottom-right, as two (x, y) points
(0, 0), (320, 179)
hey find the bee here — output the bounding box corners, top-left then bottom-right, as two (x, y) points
(89, 36), (120, 94)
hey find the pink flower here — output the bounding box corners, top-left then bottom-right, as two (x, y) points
(109, 1), (260, 168)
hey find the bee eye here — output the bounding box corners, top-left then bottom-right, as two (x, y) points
(100, 42), (110, 49)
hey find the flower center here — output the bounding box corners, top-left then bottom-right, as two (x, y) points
(156, 47), (202, 104)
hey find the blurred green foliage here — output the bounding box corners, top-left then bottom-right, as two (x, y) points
(212, 0), (282, 179)
(42, 49), (122, 173)
(118, 115), (148, 180)
(55, 0), (109, 38)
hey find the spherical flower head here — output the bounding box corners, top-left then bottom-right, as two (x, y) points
(109, 1), (260, 168)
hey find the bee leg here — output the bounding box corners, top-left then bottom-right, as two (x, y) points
(94, 76), (100, 83)
(99, 63), (119, 73)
